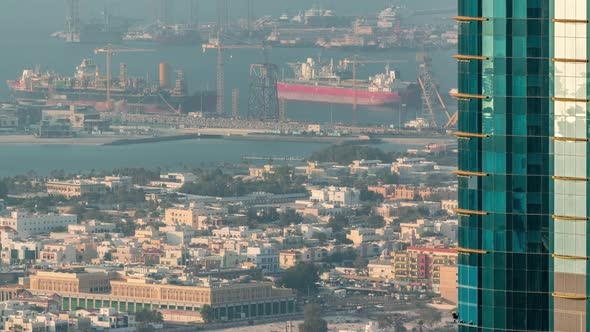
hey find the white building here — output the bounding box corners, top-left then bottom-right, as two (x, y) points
(150, 173), (196, 190)
(2, 312), (69, 332)
(349, 159), (389, 175)
(75, 308), (136, 332)
(1, 239), (41, 264)
(246, 245), (280, 273)
(0, 211), (77, 237)
(310, 186), (361, 207)
(212, 226), (262, 239)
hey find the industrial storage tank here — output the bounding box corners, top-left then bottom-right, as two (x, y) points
(159, 62), (171, 88)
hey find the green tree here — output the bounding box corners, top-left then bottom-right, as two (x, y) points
(311, 232), (328, 244)
(200, 304), (214, 323)
(394, 320), (408, 332)
(309, 145), (393, 165)
(360, 189), (384, 202)
(328, 215), (349, 233)
(365, 215), (385, 229)
(278, 209), (302, 227)
(299, 303), (328, 332)
(279, 263), (319, 295)
(135, 310), (163, 324)
(326, 250), (357, 264)
(0, 180), (8, 199)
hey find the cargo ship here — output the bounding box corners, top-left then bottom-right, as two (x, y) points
(7, 59), (216, 114)
(278, 57), (413, 106)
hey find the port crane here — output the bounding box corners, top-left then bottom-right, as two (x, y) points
(94, 44), (154, 110)
(342, 57), (407, 125)
(417, 54), (457, 129)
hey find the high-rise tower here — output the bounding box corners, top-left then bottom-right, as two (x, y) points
(455, 1), (551, 331)
(550, 2), (590, 330)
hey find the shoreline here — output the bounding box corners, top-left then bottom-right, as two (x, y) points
(0, 132), (455, 146)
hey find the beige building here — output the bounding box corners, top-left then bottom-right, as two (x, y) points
(29, 270), (115, 294)
(279, 248), (328, 268)
(438, 265), (458, 305)
(346, 228), (378, 245)
(28, 270), (297, 322)
(165, 204), (228, 230)
(368, 247), (457, 292)
(368, 259), (395, 281)
(47, 180), (105, 198)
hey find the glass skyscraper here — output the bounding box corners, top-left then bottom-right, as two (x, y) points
(456, 0), (555, 330)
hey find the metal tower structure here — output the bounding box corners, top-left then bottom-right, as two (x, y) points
(232, 88), (239, 119)
(160, 0), (173, 25)
(248, 63), (280, 121)
(190, 0), (200, 27)
(418, 53), (457, 128)
(247, 0), (253, 32)
(65, 0), (80, 43)
(279, 98), (286, 122)
(216, 0), (228, 32)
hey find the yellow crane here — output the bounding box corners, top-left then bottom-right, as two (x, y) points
(342, 57), (407, 125)
(94, 44), (154, 110)
(202, 32), (269, 115)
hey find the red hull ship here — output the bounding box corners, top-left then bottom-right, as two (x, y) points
(278, 57), (408, 106)
(277, 83), (400, 106)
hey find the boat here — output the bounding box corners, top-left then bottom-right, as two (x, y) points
(278, 57), (413, 106)
(7, 59), (216, 114)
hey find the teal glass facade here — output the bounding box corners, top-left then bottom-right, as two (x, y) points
(456, 0), (551, 330)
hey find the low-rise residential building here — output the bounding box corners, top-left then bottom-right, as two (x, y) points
(349, 160), (388, 175)
(150, 173), (196, 190)
(39, 243), (77, 264)
(246, 246), (280, 274)
(1, 239), (41, 264)
(212, 226), (262, 239)
(2, 312), (69, 332)
(279, 247), (329, 268)
(346, 228), (379, 245)
(75, 308), (136, 332)
(165, 204), (228, 230)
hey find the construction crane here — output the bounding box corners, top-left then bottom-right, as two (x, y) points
(417, 54), (457, 129)
(342, 57), (407, 125)
(202, 32), (269, 115)
(94, 44), (154, 110)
